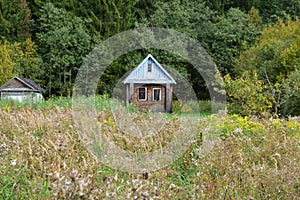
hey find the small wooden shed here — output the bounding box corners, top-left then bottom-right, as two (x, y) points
(123, 54), (176, 112)
(0, 77), (44, 103)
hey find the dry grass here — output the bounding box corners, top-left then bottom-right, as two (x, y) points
(0, 108), (299, 199)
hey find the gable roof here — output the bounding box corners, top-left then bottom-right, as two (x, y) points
(0, 77), (45, 93)
(123, 54), (176, 84)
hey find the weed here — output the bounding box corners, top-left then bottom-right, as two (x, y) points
(0, 107), (299, 199)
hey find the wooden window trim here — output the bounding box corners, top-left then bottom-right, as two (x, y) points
(137, 87), (147, 101)
(152, 88), (161, 101)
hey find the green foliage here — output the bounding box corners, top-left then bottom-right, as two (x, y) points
(206, 8), (260, 75)
(0, 0), (31, 42)
(89, 0), (138, 39)
(203, 0), (260, 14)
(12, 38), (41, 81)
(204, 0), (300, 23)
(0, 95), (115, 112)
(0, 38), (41, 86)
(1, 1), (300, 198)
(148, 2), (260, 79)
(235, 17), (300, 81)
(35, 3), (91, 96)
(234, 17), (300, 116)
(224, 69), (300, 116)
(28, 0), (138, 39)
(224, 71), (273, 116)
(1, 0), (299, 110)
(0, 41), (16, 86)
(247, 6), (263, 28)
(280, 70), (300, 115)
(257, 0), (300, 23)
(96, 51), (145, 95)
(147, 0), (202, 38)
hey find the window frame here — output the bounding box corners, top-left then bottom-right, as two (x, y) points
(152, 87), (162, 102)
(137, 87), (147, 101)
(147, 59), (152, 72)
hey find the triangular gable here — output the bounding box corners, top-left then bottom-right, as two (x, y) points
(123, 54), (176, 84)
(21, 78), (45, 92)
(0, 77), (42, 92)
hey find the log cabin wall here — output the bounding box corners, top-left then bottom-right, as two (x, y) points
(133, 84), (166, 111)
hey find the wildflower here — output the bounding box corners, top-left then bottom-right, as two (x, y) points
(79, 192), (84, 196)
(11, 159), (17, 166)
(0, 143), (6, 148)
(65, 180), (72, 186)
(233, 128), (243, 134)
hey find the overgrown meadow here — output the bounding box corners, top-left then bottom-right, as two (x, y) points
(0, 96), (299, 199)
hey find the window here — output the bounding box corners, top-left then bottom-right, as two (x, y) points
(152, 88), (161, 101)
(138, 87), (147, 101)
(147, 59), (152, 72)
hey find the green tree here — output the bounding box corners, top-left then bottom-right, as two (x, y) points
(147, 0), (202, 38)
(234, 17), (300, 82)
(205, 8), (260, 75)
(28, 0), (138, 39)
(135, 0), (157, 19)
(204, 0), (300, 23)
(278, 70), (300, 116)
(257, 0), (300, 23)
(0, 41), (16, 86)
(89, 0), (138, 39)
(0, 39), (40, 86)
(12, 38), (41, 82)
(233, 18), (300, 116)
(224, 71), (273, 117)
(35, 3), (91, 96)
(225, 69), (300, 117)
(0, 0), (31, 42)
(204, 0), (259, 14)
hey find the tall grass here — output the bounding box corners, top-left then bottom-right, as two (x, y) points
(0, 107), (299, 199)
(0, 95), (112, 111)
(172, 100), (224, 115)
(1, 96), (224, 116)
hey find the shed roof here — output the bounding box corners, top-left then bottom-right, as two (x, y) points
(0, 77), (45, 93)
(123, 54), (176, 84)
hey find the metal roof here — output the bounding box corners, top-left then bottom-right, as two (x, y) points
(123, 54), (176, 84)
(0, 77), (45, 93)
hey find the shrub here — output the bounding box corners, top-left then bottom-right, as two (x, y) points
(224, 71), (273, 117)
(225, 70), (300, 117)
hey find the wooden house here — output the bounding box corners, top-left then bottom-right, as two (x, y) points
(123, 54), (176, 112)
(0, 77), (44, 103)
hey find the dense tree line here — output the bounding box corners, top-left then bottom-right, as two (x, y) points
(0, 0), (300, 115)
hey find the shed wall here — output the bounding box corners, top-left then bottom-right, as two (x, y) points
(0, 91), (43, 103)
(124, 83), (173, 112)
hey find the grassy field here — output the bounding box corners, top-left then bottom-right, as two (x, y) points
(0, 97), (299, 199)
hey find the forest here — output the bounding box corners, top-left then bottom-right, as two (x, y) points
(1, 1), (300, 199)
(1, 0), (300, 116)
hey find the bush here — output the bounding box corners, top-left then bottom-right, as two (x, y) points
(225, 70), (300, 117)
(280, 70), (300, 116)
(224, 71), (273, 117)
